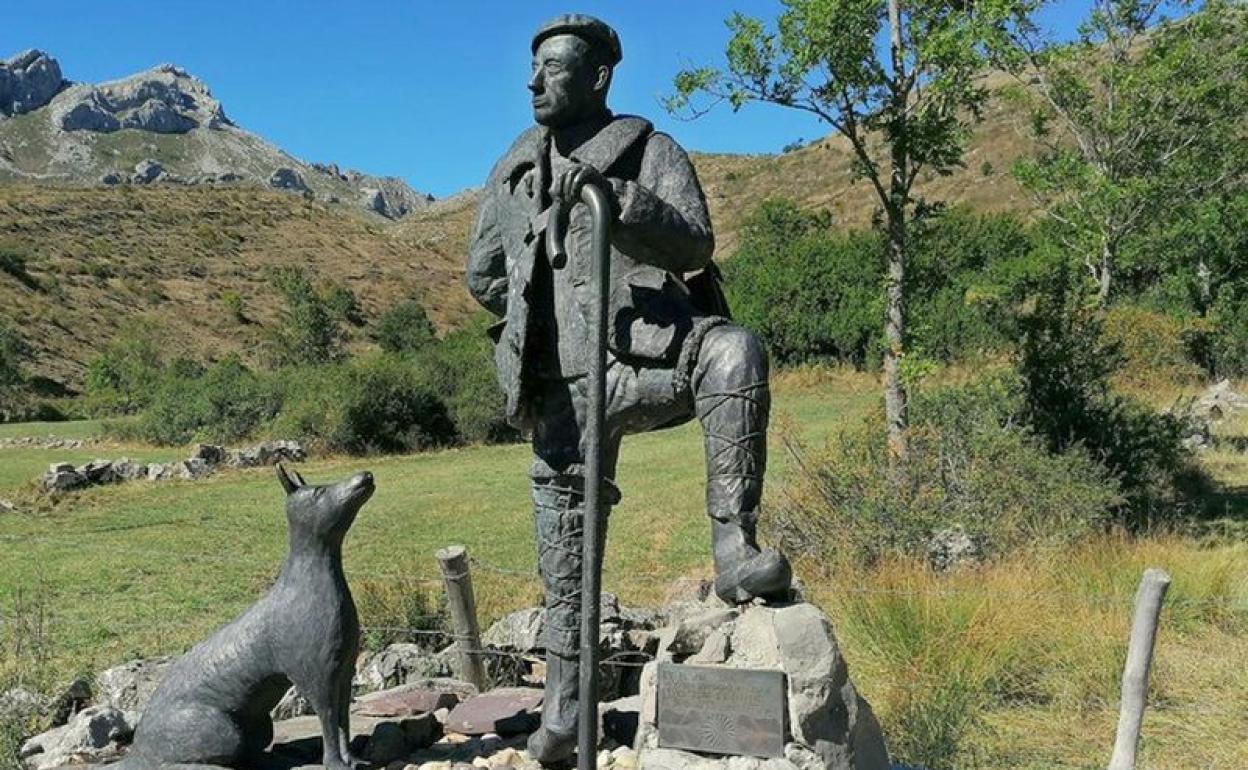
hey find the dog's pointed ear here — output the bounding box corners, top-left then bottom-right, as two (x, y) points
(276, 463), (299, 495)
(291, 468), (307, 487)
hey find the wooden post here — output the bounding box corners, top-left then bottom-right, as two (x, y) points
(436, 545), (486, 690)
(1108, 568), (1171, 770)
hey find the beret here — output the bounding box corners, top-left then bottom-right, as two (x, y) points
(531, 14), (623, 65)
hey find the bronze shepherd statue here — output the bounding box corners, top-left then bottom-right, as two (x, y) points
(466, 13), (793, 765)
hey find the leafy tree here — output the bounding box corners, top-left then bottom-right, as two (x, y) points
(669, 0), (1033, 464)
(326, 283), (365, 326)
(724, 199), (884, 365)
(994, 0), (1248, 306)
(268, 267), (342, 366)
(375, 298), (437, 355)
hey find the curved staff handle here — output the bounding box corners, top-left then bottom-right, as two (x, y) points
(546, 182), (611, 770)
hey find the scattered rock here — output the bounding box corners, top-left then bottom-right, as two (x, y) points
(0, 49), (65, 116)
(354, 684), (463, 718)
(0, 687), (42, 722)
(601, 695), (640, 747)
(271, 685), (316, 721)
(227, 439), (306, 468)
(40, 463), (87, 493)
(18, 706), (131, 770)
(132, 159), (165, 184)
(0, 498), (15, 513)
(355, 644), (453, 693)
(95, 657), (172, 717)
(45, 677), (92, 727)
(926, 528), (980, 573)
(100, 171), (124, 185)
(483, 608), (545, 654)
(444, 688), (542, 736)
(269, 167), (309, 192)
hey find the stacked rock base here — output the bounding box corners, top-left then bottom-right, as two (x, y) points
(636, 601), (888, 770)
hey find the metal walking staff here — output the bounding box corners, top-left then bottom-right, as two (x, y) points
(546, 180), (612, 770)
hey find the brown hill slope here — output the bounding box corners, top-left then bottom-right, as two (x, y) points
(0, 184), (475, 390)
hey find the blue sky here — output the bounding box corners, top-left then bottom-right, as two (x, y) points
(6, 1), (1096, 198)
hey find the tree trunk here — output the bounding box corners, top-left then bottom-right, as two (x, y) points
(884, 210), (909, 466)
(1097, 238), (1114, 308)
(885, 0), (909, 466)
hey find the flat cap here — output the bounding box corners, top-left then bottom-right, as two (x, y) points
(531, 14), (622, 65)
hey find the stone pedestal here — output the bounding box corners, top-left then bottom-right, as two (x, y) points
(636, 601), (888, 770)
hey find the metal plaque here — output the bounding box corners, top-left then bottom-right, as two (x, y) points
(656, 663), (786, 758)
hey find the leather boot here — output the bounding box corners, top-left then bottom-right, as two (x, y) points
(711, 514), (793, 604)
(528, 652), (578, 766)
(694, 326), (792, 604)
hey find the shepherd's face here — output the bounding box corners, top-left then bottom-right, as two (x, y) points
(528, 34), (607, 128)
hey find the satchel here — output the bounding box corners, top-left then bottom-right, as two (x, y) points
(684, 262), (732, 319)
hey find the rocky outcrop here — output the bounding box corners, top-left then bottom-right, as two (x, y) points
(49, 62), (227, 134)
(269, 166), (309, 192)
(0, 49), (65, 116)
(18, 706), (132, 770)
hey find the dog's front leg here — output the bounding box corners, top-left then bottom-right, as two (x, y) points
(336, 665), (363, 768)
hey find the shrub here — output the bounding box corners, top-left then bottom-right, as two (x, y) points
(419, 314), (514, 444)
(1207, 291), (1248, 378)
(325, 284), (365, 326)
(130, 356), (280, 445)
(770, 376), (1120, 566)
(375, 298), (437, 355)
(1101, 305), (1206, 386)
(1015, 276), (1207, 527)
(267, 267), (342, 366)
(221, 291), (246, 324)
(83, 321), (165, 414)
(269, 355), (455, 455)
(724, 199), (883, 366)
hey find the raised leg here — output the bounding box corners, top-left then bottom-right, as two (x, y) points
(693, 325), (792, 603)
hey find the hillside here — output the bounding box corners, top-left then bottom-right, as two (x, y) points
(1, 52), (1039, 394)
(0, 184), (477, 390)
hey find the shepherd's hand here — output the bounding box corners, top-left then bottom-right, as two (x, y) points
(557, 163), (613, 207)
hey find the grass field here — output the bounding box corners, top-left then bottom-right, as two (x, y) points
(1, 369), (1245, 770)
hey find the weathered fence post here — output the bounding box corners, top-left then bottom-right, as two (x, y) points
(436, 545), (486, 690)
(1107, 567), (1172, 770)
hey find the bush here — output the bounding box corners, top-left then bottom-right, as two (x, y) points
(128, 356), (280, 445)
(1101, 305), (1207, 386)
(267, 267), (342, 366)
(724, 199), (883, 366)
(269, 355), (455, 455)
(375, 298), (437, 355)
(1207, 291), (1248, 378)
(326, 283), (365, 326)
(419, 314), (514, 444)
(770, 375), (1120, 566)
(83, 321), (165, 414)
(1015, 276), (1207, 527)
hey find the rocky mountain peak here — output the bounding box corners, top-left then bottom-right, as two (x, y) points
(50, 60), (230, 134)
(0, 49), (66, 116)
(0, 48), (432, 219)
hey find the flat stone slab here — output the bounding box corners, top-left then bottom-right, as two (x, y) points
(443, 688), (542, 736)
(354, 684), (462, 718)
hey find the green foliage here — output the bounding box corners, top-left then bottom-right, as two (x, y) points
(83, 321), (164, 414)
(268, 355), (455, 455)
(996, 0), (1248, 304)
(1208, 292), (1248, 378)
(724, 199), (882, 365)
(325, 283), (365, 326)
(1014, 271), (1206, 526)
(770, 375), (1120, 566)
(220, 290), (246, 324)
(267, 267), (342, 366)
(375, 298), (437, 355)
(128, 356), (280, 445)
(419, 314), (516, 444)
(0, 243), (38, 291)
